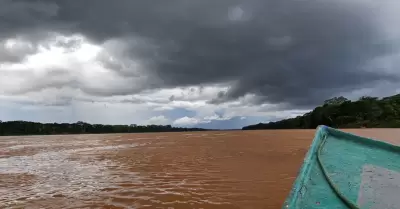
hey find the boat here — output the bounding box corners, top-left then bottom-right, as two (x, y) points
(283, 125), (400, 209)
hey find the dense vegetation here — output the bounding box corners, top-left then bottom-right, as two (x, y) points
(243, 94), (400, 130)
(0, 121), (208, 136)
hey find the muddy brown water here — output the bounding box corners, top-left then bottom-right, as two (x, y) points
(1, 129), (399, 209)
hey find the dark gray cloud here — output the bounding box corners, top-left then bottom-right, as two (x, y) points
(1, 0), (400, 107)
(0, 0), (61, 38)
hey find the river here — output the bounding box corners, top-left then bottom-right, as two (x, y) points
(1, 129), (398, 208)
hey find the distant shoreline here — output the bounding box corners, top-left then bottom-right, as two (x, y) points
(0, 120), (210, 136)
(243, 94), (400, 130)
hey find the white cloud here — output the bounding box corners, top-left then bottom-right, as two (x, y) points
(146, 115), (170, 125)
(173, 117), (201, 127)
(0, 33), (152, 97)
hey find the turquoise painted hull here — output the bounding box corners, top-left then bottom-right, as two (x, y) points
(283, 126), (400, 209)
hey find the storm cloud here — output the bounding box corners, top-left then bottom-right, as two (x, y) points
(2, 0), (400, 111)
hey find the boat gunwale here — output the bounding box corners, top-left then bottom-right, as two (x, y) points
(282, 125), (400, 209)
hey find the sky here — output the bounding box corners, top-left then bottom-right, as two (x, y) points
(1, 0), (400, 129)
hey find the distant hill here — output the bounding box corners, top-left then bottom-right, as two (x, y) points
(0, 121), (208, 136)
(242, 94), (400, 130)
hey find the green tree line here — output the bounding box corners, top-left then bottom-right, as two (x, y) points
(0, 121), (208, 136)
(242, 94), (400, 130)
